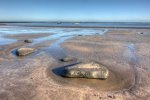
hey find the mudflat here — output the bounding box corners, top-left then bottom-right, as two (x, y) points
(0, 28), (150, 100)
(4, 33), (52, 39)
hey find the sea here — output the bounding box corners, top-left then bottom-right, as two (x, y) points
(1, 22), (150, 28)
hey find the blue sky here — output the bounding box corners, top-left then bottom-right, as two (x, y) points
(0, 0), (150, 22)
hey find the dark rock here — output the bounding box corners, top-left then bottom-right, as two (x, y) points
(138, 32), (144, 34)
(17, 47), (36, 56)
(24, 39), (32, 43)
(140, 32), (144, 34)
(61, 62), (109, 79)
(78, 35), (83, 36)
(60, 56), (75, 62)
(108, 95), (115, 99)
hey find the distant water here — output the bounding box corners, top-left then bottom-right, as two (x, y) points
(2, 22), (150, 28)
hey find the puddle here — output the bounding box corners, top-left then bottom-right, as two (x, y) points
(47, 36), (73, 59)
(126, 43), (138, 89)
(0, 37), (16, 45)
(11, 49), (18, 56)
(127, 43), (137, 65)
(48, 61), (134, 91)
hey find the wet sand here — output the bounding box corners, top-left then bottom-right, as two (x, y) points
(4, 33), (52, 40)
(0, 28), (150, 100)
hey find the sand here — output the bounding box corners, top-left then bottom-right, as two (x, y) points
(0, 28), (150, 100)
(4, 33), (52, 40)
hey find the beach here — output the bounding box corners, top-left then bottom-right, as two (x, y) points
(0, 25), (150, 100)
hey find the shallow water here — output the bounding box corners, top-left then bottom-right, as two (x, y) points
(127, 43), (137, 64)
(0, 37), (16, 45)
(0, 26), (106, 45)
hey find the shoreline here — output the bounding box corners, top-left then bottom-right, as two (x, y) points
(3, 25), (150, 29)
(29, 26), (150, 29)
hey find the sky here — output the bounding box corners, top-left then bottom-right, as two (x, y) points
(0, 0), (150, 22)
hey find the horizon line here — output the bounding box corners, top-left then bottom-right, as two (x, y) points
(0, 21), (150, 23)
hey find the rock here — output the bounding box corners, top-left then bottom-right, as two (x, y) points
(138, 32), (144, 34)
(24, 39), (32, 43)
(17, 47), (36, 56)
(108, 95), (115, 99)
(61, 62), (109, 79)
(60, 56), (75, 62)
(78, 35), (83, 36)
(140, 32), (144, 34)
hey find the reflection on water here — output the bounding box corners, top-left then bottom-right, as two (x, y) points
(127, 43), (137, 65)
(0, 26), (107, 45)
(48, 36), (73, 59)
(0, 37), (16, 45)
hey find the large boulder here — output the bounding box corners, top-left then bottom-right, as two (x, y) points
(17, 47), (36, 56)
(61, 62), (109, 79)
